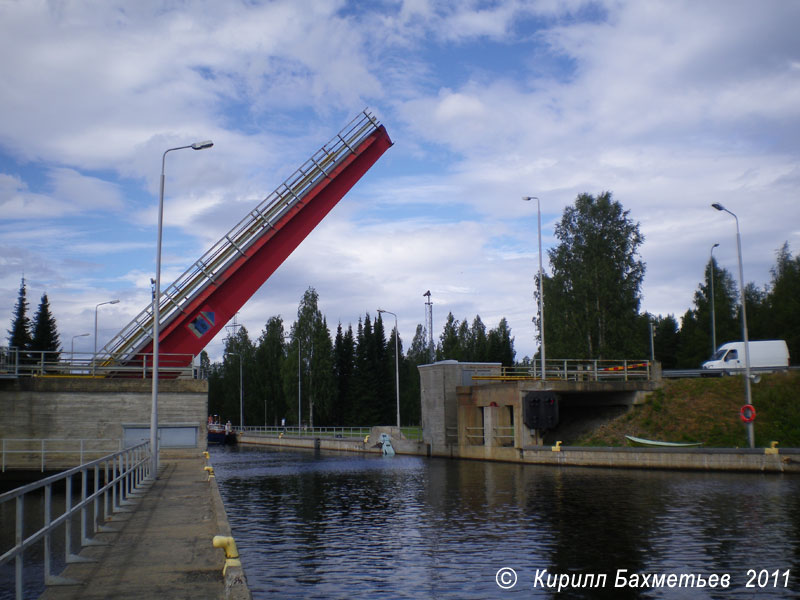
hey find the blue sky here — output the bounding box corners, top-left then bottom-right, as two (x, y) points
(2, 0), (799, 363)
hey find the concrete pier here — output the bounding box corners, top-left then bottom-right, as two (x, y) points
(38, 457), (249, 600)
(238, 429), (800, 473)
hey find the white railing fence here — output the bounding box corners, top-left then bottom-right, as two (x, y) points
(0, 441), (151, 600)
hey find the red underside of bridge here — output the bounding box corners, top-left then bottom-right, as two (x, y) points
(140, 125), (392, 370)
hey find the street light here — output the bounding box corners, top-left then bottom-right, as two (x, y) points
(709, 243), (719, 355)
(295, 336), (301, 430)
(94, 299), (119, 375)
(377, 308), (401, 429)
(151, 139), (213, 476)
(711, 203), (754, 448)
(226, 351), (244, 428)
(522, 196), (545, 380)
(71, 333), (90, 360)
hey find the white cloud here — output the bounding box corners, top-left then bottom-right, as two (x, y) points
(2, 0), (799, 364)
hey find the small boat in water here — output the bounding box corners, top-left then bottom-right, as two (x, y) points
(625, 435), (702, 448)
(208, 420), (237, 445)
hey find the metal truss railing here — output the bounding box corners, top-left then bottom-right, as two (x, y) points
(100, 109), (383, 366)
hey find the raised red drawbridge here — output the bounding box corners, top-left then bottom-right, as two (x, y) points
(100, 110), (392, 375)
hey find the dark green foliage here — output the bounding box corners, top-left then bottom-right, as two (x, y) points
(280, 287), (335, 427)
(765, 243), (800, 361)
(223, 325), (255, 427)
(676, 256), (739, 368)
(437, 312), (515, 366)
(198, 350), (211, 379)
(255, 316), (287, 426)
(486, 317), (515, 366)
(333, 323), (355, 425)
(675, 242), (800, 368)
(541, 191), (646, 359)
(206, 288), (519, 426)
(652, 314), (679, 369)
(31, 293), (61, 357)
(8, 277), (32, 351)
(437, 312), (460, 361)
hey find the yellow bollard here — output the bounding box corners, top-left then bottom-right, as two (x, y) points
(551, 441), (563, 452)
(212, 535), (242, 576)
(204, 466), (215, 480)
(203, 451), (210, 459)
(765, 441), (780, 455)
(364, 434), (370, 444)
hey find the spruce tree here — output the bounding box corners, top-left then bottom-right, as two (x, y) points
(8, 277), (32, 351)
(333, 323), (356, 425)
(766, 242), (800, 361)
(438, 312), (460, 360)
(487, 318), (515, 366)
(256, 316), (287, 427)
(31, 293), (61, 357)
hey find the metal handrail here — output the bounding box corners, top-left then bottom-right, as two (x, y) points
(493, 426), (515, 439)
(0, 345), (19, 378)
(0, 348), (196, 379)
(465, 426), (485, 445)
(473, 359), (652, 382)
(0, 441), (151, 600)
(1, 438), (123, 472)
(236, 425), (424, 441)
(100, 110), (382, 364)
(493, 426), (515, 447)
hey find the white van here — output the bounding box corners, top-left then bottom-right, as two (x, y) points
(702, 340), (790, 374)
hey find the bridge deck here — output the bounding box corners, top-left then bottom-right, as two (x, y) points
(39, 458), (246, 600)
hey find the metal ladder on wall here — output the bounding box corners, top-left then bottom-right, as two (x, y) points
(99, 109), (383, 367)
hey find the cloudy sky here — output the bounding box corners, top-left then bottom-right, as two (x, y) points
(2, 0), (799, 363)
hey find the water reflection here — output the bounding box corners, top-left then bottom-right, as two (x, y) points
(211, 445), (800, 599)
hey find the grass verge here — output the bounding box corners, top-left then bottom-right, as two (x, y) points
(575, 370), (800, 448)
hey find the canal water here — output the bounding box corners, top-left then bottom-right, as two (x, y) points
(211, 445), (800, 599)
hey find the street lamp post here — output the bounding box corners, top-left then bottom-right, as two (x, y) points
(522, 196), (545, 380)
(280, 333), (301, 430)
(94, 299), (119, 375)
(711, 203), (754, 448)
(377, 309), (401, 429)
(71, 333), (90, 362)
(226, 351), (244, 428)
(297, 337), (302, 429)
(710, 243), (719, 355)
(151, 140), (213, 476)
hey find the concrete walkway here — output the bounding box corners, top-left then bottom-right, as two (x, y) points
(40, 457), (246, 600)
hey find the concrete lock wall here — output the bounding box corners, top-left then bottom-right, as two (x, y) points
(418, 361), (502, 447)
(0, 378), (208, 468)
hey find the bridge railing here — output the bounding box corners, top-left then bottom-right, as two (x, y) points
(1, 439), (123, 472)
(0, 345), (19, 378)
(0, 441), (151, 600)
(236, 425), (424, 441)
(0, 348), (198, 379)
(473, 359), (653, 382)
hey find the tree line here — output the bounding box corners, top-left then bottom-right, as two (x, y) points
(654, 241), (800, 369)
(534, 191), (800, 369)
(206, 287), (518, 427)
(7, 277), (61, 360)
(8, 191), (798, 421)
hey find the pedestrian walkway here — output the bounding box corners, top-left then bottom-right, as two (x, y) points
(40, 457), (246, 600)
